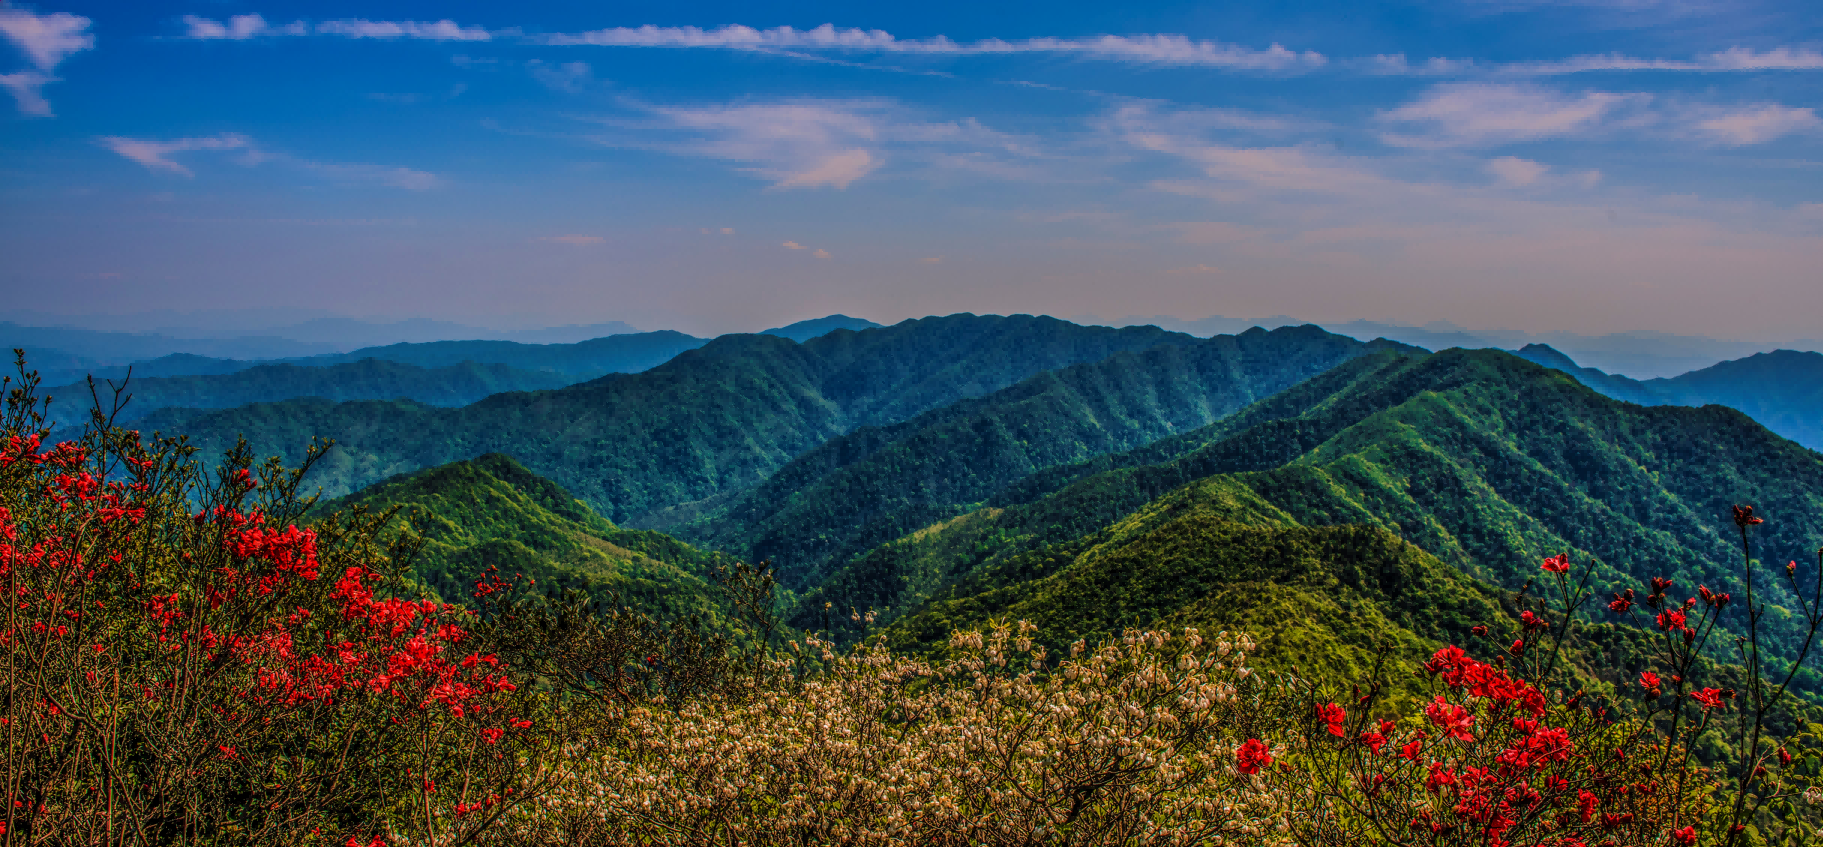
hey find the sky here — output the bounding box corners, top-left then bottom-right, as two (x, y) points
(0, 1), (1819, 339)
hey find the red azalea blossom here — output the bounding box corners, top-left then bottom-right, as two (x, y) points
(1235, 738), (1272, 775)
(1691, 688), (1725, 710)
(1318, 702), (1347, 737)
(1540, 553), (1570, 574)
(1638, 671), (1662, 696)
(1672, 827), (1697, 846)
(1732, 504), (1764, 527)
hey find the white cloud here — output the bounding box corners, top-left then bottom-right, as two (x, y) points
(782, 241), (806, 249)
(99, 133), (256, 177)
(812, 248), (832, 259)
(721, 227), (735, 234)
(0, 8), (93, 116)
(596, 97), (1060, 191)
(538, 24), (1326, 71)
(1486, 156), (1549, 186)
(181, 14), (305, 40)
(920, 256), (943, 263)
(183, 16), (491, 42)
(1504, 46), (1823, 75)
(0, 8), (93, 70)
(538, 235), (603, 245)
(1689, 104), (1821, 146)
(315, 19), (493, 41)
(1379, 83), (1649, 147)
(0, 70), (50, 116)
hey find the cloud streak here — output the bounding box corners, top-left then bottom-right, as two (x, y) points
(1379, 83), (1650, 147)
(183, 15), (492, 42)
(99, 133), (440, 189)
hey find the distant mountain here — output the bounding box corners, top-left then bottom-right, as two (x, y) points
(1118, 314), (1823, 378)
(650, 325), (1404, 589)
(40, 358), (576, 426)
(791, 348), (1822, 695)
(1, 322), (340, 365)
(3, 318), (650, 369)
(149, 314), (1199, 520)
(296, 330), (707, 381)
(1514, 344), (1823, 451)
(317, 453), (726, 621)
(759, 315), (883, 342)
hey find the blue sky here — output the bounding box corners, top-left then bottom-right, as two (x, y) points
(1, 1), (1819, 338)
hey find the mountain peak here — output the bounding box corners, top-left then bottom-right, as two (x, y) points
(760, 315), (883, 342)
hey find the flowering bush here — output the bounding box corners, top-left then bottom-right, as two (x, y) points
(0, 359), (546, 845)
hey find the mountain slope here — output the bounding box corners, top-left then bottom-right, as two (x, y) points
(1514, 344), (1823, 451)
(319, 453), (728, 622)
(654, 325), (1397, 589)
(43, 358), (575, 425)
(157, 314), (1199, 521)
(798, 348), (1823, 677)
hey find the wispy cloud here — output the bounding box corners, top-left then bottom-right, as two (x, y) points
(182, 15), (492, 42)
(98, 133), (440, 189)
(1687, 104), (1821, 146)
(528, 60), (594, 93)
(537, 24), (1326, 71)
(99, 133), (257, 177)
(1378, 83), (1650, 147)
(0, 7), (94, 116)
(1503, 46), (1823, 74)
(538, 234), (603, 245)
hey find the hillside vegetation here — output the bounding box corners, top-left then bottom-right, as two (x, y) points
(651, 324), (1395, 588)
(1517, 344), (1823, 451)
(317, 453), (729, 623)
(790, 349), (1823, 687)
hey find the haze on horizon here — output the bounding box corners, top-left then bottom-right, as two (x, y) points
(1, 1), (1819, 341)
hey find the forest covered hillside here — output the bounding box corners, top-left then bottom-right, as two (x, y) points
(785, 348), (1823, 692)
(317, 452), (729, 623)
(648, 324), (1396, 585)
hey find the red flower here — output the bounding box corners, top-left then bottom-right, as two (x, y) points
(1638, 671), (1662, 696)
(1540, 553), (1570, 574)
(1656, 609), (1687, 632)
(1778, 747), (1793, 766)
(1318, 702), (1347, 737)
(1470, 625), (1488, 637)
(1235, 738), (1272, 774)
(1577, 789), (1599, 823)
(1672, 827), (1697, 846)
(1399, 738), (1423, 761)
(1732, 504), (1764, 527)
(1691, 688), (1725, 710)
(1519, 610), (1547, 631)
(1424, 696), (1476, 742)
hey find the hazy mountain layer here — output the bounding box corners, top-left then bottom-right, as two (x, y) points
(42, 358), (576, 426)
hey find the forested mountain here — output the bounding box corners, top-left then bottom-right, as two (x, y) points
(1516, 344), (1823, 451)
(650, 325), (1399, 588)
(790, 348), (1822, 688)
(296, 330), (707, 381)
(318, 453), (728, 623)
(152, 314), (1200, 520)
(760, 315), (882, 341)
(41, 358), (575, 425)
